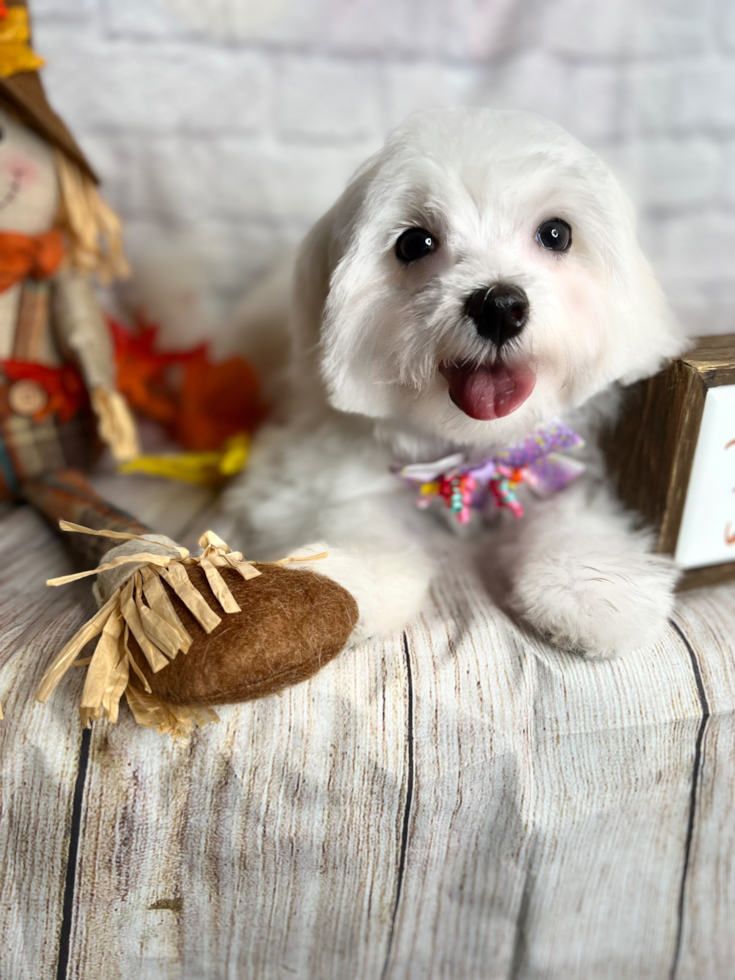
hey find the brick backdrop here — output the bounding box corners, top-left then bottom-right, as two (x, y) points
(32, 0), (735, 335)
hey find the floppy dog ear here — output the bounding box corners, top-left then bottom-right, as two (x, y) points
(615, 251), (687, 385)
(289, 158), (397, 418)
(290, 205), (338, 371)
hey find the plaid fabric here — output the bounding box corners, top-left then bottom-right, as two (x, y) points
(0, 409), (100, 500)
(21, 470), (151, 566)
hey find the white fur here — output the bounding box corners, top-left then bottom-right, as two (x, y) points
(223, 107), (688, 658)
(500, 482), (679, 657)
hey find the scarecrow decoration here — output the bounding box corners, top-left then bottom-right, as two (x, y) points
(1, 1), (359, 735)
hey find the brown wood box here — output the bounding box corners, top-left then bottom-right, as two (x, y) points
(601, 334), (735, 591)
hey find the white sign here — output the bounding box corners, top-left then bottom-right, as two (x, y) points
(675, 384), (735, 570)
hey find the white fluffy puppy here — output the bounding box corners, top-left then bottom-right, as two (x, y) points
(223, 107), (687, 658)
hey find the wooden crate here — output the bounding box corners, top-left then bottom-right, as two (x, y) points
(602, 335), (735, 590)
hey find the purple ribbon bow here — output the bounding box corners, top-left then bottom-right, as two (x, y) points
(395, 420), (585, 523)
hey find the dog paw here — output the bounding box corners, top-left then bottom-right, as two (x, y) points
(511, 550), (679, 658)
(284, 540), (432, 641)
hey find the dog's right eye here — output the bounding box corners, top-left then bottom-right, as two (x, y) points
(395, 228), (436, 263)
(536, 218), (572, 252)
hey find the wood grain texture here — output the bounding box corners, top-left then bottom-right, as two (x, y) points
(66, 638), (408, 980)
(667, 342), (735, 584)
(600, 360), (706, 555)
(0, 476), (216, 980)
(0, 504), (94, 980)
(671, 587), (735, 980)
(602, 336), (735, 590)
(658, 361), (707, 556)
(2, 477), (735, 979)
(677, 560), (735, 592)
(388, 555), (709, 980)
(679, 333), (735, 378)
(55, 474), (401, 980)
(673, 712), (735, 980)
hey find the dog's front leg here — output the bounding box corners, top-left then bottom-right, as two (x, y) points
(506, 481), (679, 658)
(283, 494), (435, 645)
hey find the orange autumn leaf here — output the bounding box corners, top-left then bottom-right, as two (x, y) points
(174, 351), (267, 451)
(110, 317), (267, 451)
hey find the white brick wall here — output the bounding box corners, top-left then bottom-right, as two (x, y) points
(31, 0), (735, 334)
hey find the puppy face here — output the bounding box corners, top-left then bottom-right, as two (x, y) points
(293, 108), (685, 448)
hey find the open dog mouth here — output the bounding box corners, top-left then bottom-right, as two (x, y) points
(439, 360), (536, 421)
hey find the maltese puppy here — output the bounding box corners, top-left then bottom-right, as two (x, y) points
(224, 107), (687, 658)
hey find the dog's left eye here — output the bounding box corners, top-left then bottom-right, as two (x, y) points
(536, 218), (572, 252)
(395, 227), (436, 263)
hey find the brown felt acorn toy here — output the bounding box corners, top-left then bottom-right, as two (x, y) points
(1, 0), (359, 735)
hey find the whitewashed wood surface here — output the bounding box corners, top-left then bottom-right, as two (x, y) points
(1, 474), (734, 980)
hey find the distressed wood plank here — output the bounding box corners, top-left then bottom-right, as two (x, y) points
(64, 533), (734, 979)
(507, 630), (701, 980)
(0, 475), (211, 980)
(388, 549), (706, 980)
(0, 505), (95, 980)
(6, 469), (735, 980)
(674, 712), (735, 980)
(676, 583), (735, 714)
(68, 635), (407, 978)
(671, 584), (735, 980)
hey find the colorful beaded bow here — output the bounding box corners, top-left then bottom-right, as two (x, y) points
(395, 420), (584, 524)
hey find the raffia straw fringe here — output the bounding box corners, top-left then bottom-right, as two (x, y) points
(54, 149), (130, 283)
(35, 521), (329, 737)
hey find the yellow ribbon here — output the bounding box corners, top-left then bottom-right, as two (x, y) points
(119, 434), (250, 486)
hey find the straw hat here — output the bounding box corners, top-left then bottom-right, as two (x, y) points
(0, 0), (96, 181)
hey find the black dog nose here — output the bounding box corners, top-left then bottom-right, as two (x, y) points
(465, 284), (529, 347)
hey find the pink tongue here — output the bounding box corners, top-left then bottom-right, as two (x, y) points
(440, 361), (536, 421)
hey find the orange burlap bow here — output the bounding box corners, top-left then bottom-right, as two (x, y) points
(0, 229), (64, 293)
